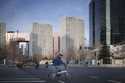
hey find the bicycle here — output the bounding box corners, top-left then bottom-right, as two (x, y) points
(47, 64), (71, 82)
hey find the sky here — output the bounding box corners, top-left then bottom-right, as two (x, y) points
(0, 0), (90, 42)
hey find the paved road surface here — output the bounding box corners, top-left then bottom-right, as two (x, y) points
(0, 64), (125, 83)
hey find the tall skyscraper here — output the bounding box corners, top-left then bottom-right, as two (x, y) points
(60, 16), (84, 60)
(89, 0), (95, 47)
(89, 0), (125, 47)
(31, 23), (53, 60)
(0, 23), (6, 48)
(53, 32), (60, 57)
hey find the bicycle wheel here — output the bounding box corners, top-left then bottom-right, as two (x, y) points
(63, 72), (72, 83)
(48, 72), (56, 80)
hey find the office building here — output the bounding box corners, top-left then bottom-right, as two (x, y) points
(31, 23), (53, 60)
(0, 23), (6, 48)
(60, 16), (84, 60)
(53, 32), (60, 57)
(6, 31), (30, 45)
(6, 31), (30, 63)
(89, 0), (125, 47)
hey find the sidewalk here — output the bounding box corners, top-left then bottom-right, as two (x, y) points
(68, 64), (125, 68)
(98, 64), (125, 67)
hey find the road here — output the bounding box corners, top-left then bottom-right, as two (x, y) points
(0, 64), (125, 83)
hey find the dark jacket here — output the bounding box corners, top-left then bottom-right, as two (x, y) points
(52, 56), (64, 66)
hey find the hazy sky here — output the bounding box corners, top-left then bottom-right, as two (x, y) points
(0, 0), (90, 39)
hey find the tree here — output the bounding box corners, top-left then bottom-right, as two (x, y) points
(98, 45), (111, 64)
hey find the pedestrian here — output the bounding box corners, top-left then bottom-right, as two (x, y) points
(35, 62), (39, 69)
(45, 61), (48, 68)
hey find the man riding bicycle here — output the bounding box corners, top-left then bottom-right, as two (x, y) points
(53, 53), (64, 65)
(52, 52), (67, 71)
(47, 52), (71, 81)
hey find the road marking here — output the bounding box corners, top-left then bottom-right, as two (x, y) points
(0, 77), (41, 80)
(15, 77), (41, 80)
(107, 80), (122, 83)
(58, 80), (65, 83)
(89, 76), (99, 79)
(0, 80), (47, 83)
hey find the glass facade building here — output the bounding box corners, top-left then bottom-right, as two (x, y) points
(89, 0), (125, 47)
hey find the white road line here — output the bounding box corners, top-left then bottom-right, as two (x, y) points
(107, 80), (122, 83)
(58, 80), (65, 83)
(15, 77), (41, 80)
(0, 77), (41, 80)
(0, 80), (47, 83)
(89, 76), (99, 79)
